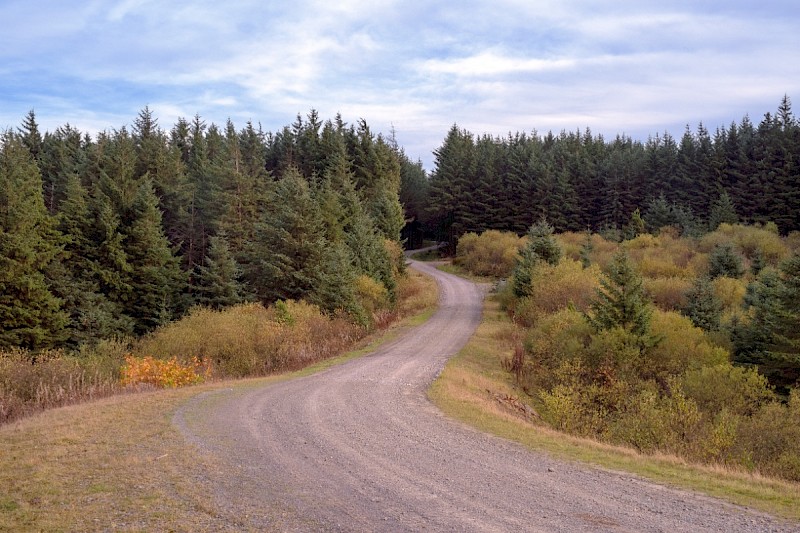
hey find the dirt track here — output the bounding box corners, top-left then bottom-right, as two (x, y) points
(176, 260), (796, 532)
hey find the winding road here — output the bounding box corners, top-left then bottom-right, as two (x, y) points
(176, 260), (795, 532)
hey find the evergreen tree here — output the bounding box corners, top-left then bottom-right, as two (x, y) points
(0, 132), (67, 348)
(580, 231), (593, 269)
(123, 180), (186, 334)
(733, 258), (800, 392)
(585, 251), (652, 338)
(246, 169), (361, 316)
(17, 110), (43, 164)
(708, 243), (745, 279)
(51, 175), (132, 345)
(195, 232), (246, 309)
(623, 209), (646, 240)
(708, 190), (739, 230)
(682, 276), (722, 331)
(751, 248), (766, 276)
(643, 193), (673, 233)
(512, 218), (561, 298)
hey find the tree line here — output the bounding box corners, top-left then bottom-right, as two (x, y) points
(418, 96), (800, 247)
(1, 108), (414, 351)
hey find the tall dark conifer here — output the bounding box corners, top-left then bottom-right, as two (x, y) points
(0, 132), (67, 348)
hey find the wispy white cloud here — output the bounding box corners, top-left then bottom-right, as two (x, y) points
(1, 0), (799, 169)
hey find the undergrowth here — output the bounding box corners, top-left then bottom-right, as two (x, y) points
(0, 269), (435, 425)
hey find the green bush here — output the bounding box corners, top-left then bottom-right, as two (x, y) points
(680, 364), (773, 417)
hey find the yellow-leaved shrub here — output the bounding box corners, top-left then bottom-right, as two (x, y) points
(514, 260), (601, 326)
(455, 230), (524, 277)
(120, 355), (208, 388)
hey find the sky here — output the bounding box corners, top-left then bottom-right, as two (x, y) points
(2, 0), (799, 170)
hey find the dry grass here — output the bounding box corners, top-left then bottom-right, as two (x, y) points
(0, 383), (231, 531)
(428, 296), (800, 521)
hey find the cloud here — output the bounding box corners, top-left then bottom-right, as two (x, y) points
(420, 51), (575, 77)
(1, 0), (799, 171)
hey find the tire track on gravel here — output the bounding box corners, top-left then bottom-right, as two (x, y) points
(176, 259), (796, 532)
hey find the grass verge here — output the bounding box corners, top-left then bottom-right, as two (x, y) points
(0, 269), (438, 532)
(428, 295), (800, 521)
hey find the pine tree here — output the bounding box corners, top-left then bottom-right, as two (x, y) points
(195, 232), (246, 309)
(682, 276), (722, 331)
(708, 190), (738, 230)
(512, 218), (561, 298)
(708, 243), (745, 279)
(123, 180), (186, 334)
(585, 251), (652, 338)
(0, 132), (67, 348)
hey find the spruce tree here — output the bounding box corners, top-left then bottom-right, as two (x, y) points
(708, 242), (745, 279)
(732, 259), (800, 392)
(682, 276), (722, 331)
(52, 175), (132, 345)
(195, 232), (246, 309)
(643, 193), (673, 233)
(0, 132), (67, 348)
(123, 180), (186, 334)
(246, 168), (361, 316)
(708, 191), (738, 230)
(512, 218), (561, 298)
(585, 251), (652, 338)
(580, 231), (593, 269)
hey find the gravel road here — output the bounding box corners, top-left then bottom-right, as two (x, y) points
(176, 259), (797, 532)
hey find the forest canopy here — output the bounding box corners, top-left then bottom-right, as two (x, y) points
(1, 109), (419, 350)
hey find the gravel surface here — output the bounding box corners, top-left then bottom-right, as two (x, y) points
(176, 260), (798, 532)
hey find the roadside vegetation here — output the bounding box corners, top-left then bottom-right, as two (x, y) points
(429, 295), (800, 520)
(447, 220), (800, 487)
(0, 268), (434, 425)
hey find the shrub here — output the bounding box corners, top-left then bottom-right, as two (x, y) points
(522, 309), (591, 377)
(624, 232), (698, 279)
(0, 349), (120, 424)
(644, 277), (691, 311)
(455, 230), (523, 277)
(136, 301), (363, 378)
(712, 276), (747, 310)
(537, 361), (610, 437)
(607, 384), (701, 454)
(680, 364), (773, 417)
(120, 355), (208, 388)
(513, 260), (601, 326)
(355, 275), (390, 317)
(700, 223), (789, 265)
(734, 392), (800, 481)
(647, 310), (729, 379)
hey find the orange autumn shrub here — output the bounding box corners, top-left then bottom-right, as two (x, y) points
(120, 355), (208, 388)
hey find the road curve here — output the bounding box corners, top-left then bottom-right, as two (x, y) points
(176, 260), (795, 532)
